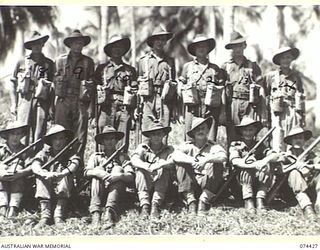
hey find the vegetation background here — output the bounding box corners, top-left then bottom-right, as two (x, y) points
(0, 6), (320, 235)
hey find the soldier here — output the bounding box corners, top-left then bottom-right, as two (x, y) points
(221, 31), (267, 144)
(94, 35), (137, 152)
(131, 120), (175, 218)
(31, 124), (80, 228)
(178, 35), (225, 142)
(54, 29), (95, 166)
(8, 31), (55, 145)
(137, 26), (176, 143)
(229, 117), (278, 213)
(264, 47), (304, 152)
(173, 117), (227, 214)
(85, 125), (135, 229)
(276, 127), (318, 219)
(0, 121), (32, 220)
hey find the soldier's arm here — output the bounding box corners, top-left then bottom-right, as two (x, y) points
(130, 145), (154, 171)
(206, 144), (228, 164)
(84, 153), (109, 180)
(171, 144), (196, 165)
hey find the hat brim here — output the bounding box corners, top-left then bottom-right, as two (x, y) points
(95, 131), (124, 145)
(44, 130), (74, 146)
(64, 36), (91, 48)
(142, 127), (172, 137)
(0, 125), (29, 140)
(284, 130), (312, 145)
(24, 35), (49, 50)
(146, 33), (173, 47)
(235, 121), (263, 135)
(225, 37), (247, 49)
(187, 117), (213, 138)
(104, 38), (131, 57)
(187, 39), (216, 57)
(272, 48), (300, 65)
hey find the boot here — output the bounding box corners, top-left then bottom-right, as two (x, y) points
(91, 211), (101, 228)
(34, 200), (51, 229)
(0, 206), (7, 222)
(54, 217), (64, 227)
(244, 198), (255, 214)
(256, 198), (266, 210)
(103, 207), (116, 229)
(140, 204), (150, 217)
(188, 201), (197, 215)
(304, 205), (316, 220)
(150, 203), (160, 219)
(314, 203), (320, 215)
(198, 201), (210, 215)
(7, 206), (18, 218)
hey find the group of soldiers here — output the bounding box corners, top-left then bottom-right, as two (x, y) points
(0, 25), (319, 231)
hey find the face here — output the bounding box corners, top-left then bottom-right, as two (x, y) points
(241, 125), (258, 141)
(31, 42), (44, 54)
(7, 129), (24, 148)
(70, 40), (85, 53)
(109, 43), (126, 58)
(51, 133), (68, 151)
(290, 134), (305, 148)
(193, 123), (209, 141)
(230, 42), (246, 57)
(102, 134), (118, 150)
(194, 43), (210, 58)
(152, 36), (167, 51)
(279, 53), (294, 68)
(148, 130), (166, 145)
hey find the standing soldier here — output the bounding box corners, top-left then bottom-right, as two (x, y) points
(178, 35), (225, 142)
(94, 35), (137, 152)
(54, 30), (95, 165)
(8, 31), (55, 144)
(137, 26), (176, 143)
(0, 122), (32, 220)
(221, 31), (267, 144)
(173, 117), (227, 214)
(264, 47), (304, 152)
(85, 125), (135, 229)
(31, 124), (80, 228)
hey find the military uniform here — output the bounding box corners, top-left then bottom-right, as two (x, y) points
(85, 151), (134, 215)
(11, 53), (55, 143)
(175, 141), (227, 206)
(180, 59), (225, 141)
(137, 51), (175, 139)
(94, 60), (137, 151)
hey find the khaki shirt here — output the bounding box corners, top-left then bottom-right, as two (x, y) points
(229, 140), (269, 162)
(0, 143), (26, 171)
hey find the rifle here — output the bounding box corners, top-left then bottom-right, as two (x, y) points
(135, 94), (143, 147)
(266, 135), (320, 204)
(244, 126), (275, 165)
(2, 138), (43, 166)
(40, 138), (78, 171)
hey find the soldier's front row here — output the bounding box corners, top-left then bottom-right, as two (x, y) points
(0, 117), (320, 230)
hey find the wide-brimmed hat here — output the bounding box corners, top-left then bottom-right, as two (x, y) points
(235, 116), (263, 135)
(142, 121), (172, 137)
(44, 124), (74, 146)
(0, 121), (29, 140)
(272, 47), (300, 65)
(63, 29), (91, 48)
(225, 31), (247, 50)
(187, 116), (213, 138)
(187, 35), (216, 57)
(95, 125), (124, 145)
(24, 31), (49, 50)
(104, 35), (131, 57)
(284, 126), (312, 145)
(146, 26), (173, 47)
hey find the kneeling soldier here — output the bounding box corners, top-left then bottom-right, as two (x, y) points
(173, 117), (227, 214)
(0, 121), (32, 220)
(131, 120), (175, 218)
(85, 125), (134, 229)
(230, 117), (277, 213)
(31, 125), (80, 228)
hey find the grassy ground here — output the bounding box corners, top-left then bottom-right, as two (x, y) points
(1, 87), (320, 236)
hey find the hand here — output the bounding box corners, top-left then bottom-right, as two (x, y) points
(43, 172), (58, 180)
(192, 158), (207, 172)
(149, 163), (163, 172)
(105, 173), (123, 183)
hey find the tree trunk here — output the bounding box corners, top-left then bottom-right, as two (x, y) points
(205, 6), (216, 62)
(223, 6), (234, 61)
(130, 6), (136, 68)
(276, 5), (286, 47)
(99, 6), (108, 63)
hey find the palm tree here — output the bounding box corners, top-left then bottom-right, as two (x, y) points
(0, 6), (57, 61)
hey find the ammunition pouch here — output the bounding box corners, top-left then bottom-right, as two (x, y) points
(79, 80), (94, 103)
(17, 72), (34, 95)
(182, 84), (199, 105)
(97, 85), (111, 105)
(249, 84), (260, 105)
(138, 78), (153, 97)
(204, 84), (223, 108)
(161, 80), (177, 102)
(123, 86), (137, 107)
(35, 78), (51, 100)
